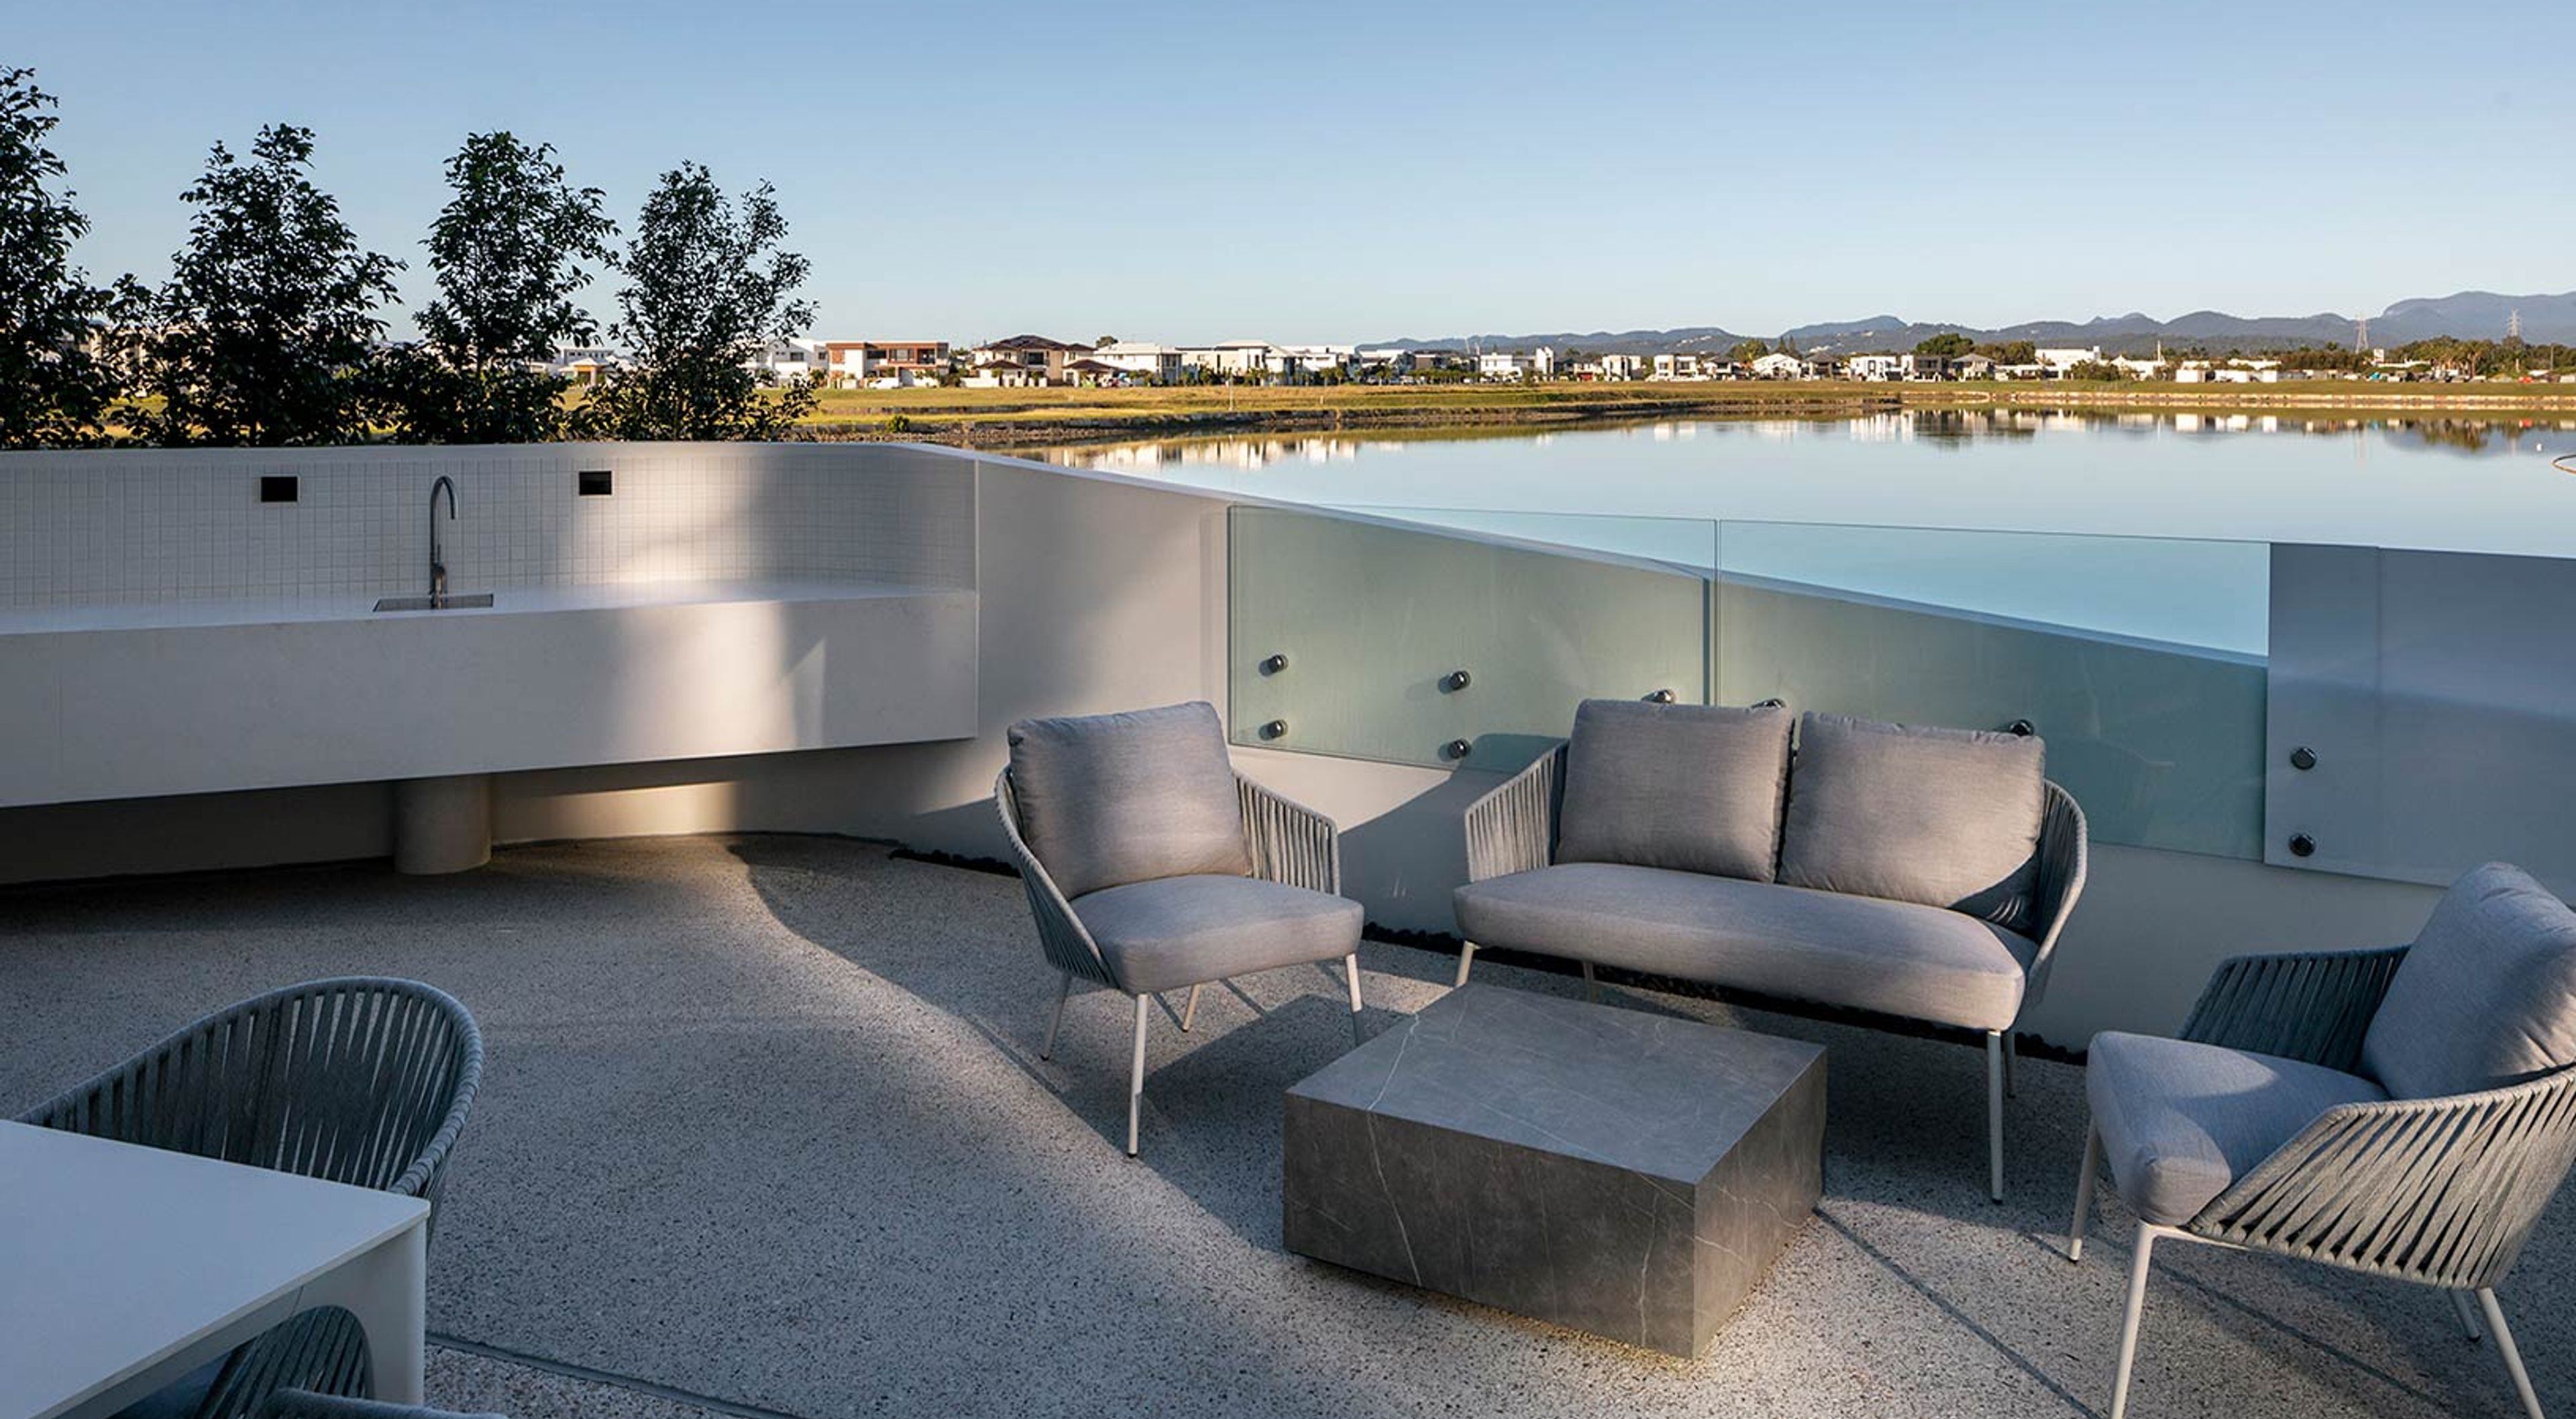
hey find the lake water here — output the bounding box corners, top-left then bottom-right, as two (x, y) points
(1042, 411), (2576, 654)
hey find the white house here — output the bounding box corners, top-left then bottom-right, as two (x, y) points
(2036, 347), (2103, 376)
(1750, 352), (1805, 380)
(1595, 353), (1643, 380)
(1652, 353), (1705, 380)
(1478, 351), (1535, 381)
(745, 338), (827, 384)
(2112, 356), (2167, 380)
(1085, 341), (1187, 383)
(1846, 354), (1904, 382)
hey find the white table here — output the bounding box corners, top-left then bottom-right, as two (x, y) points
(0, 1119), (429, 1419)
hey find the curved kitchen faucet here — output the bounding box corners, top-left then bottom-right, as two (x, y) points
(428, 476), (457, 608)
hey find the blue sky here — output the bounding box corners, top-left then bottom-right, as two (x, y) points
(13, 1), (2572, 345)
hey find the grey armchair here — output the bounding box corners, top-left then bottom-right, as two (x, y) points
(19, 978), (484, 1419)
(2069, 863), (2576, 1419)
(996, 701), (1365, 1156)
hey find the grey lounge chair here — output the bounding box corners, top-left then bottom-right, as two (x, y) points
(2068, 863), (2576, 1419)
(996, 700), (1364, 1156)
(19, 978), (484, 1419)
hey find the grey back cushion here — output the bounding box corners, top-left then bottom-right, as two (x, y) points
(2361, 862), (2576, 1101)
(1556, 699), (1793, 882)
(1778, 712), (2045, 931)
(1005, 701), (1252, 900)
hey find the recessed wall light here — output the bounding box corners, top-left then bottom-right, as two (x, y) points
(259, 476), (298, 504)
(578, 470), (613, 496)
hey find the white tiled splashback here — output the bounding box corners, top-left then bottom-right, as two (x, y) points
(0, 443), (977, 608)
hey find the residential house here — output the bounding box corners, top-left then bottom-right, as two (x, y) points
(822, 340), (952, 389)
(1847, 354), (1904, 382)
(1750, 352), (1806, 380)
(965, 335), (1090, 387)
(1478, 351), (1536, 381)
(2111, 356), (2167, 380)
(1652, 353), (1706, 380)
(1085, 342), (1188, 383)
(745, 338), (827, 384)
(2036, 347), (2103, 376)
(1595, 353), (1643, 380)
(1951, 353), (1996, 380)
(1900, 353), (1953, 381)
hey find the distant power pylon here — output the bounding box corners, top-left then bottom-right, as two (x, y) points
(2509, 308), (2523, 341)
(2354, 314), (2369, 352)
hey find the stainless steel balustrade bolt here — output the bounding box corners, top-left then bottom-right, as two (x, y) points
(2290, 745), (2318, 771)
(1443, 738), (1472, 760)
(1260, 653), (1289, 675)
(1441, 669), (1472, 692)
(1260, 719), (1288, 740)
(2290, 833), (2317, 857)
(2006, 718), (2036, 737)
(1646, 688), (1677, 703)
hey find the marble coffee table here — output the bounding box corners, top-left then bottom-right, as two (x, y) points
(1283, 983), (1825, 1357)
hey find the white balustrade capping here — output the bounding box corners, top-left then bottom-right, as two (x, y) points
(0, 443), (977, 609)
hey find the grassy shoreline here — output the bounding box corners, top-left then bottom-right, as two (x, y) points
(786, 380), (2576, 450)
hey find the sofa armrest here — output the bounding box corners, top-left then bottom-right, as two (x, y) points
(1464, 744), (1564, 883)
(2193, 1063), (2576, 1288)
(2174, 944), (2409, 1071)
(1237, 773), (1341, 896)
(2021, 780), (2090, 1002)
(993, 768), (1117, 988)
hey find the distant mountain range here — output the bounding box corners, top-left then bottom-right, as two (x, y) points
(1366, 290), (2576, 357)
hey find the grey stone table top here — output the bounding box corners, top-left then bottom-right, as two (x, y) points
(1288, 983), (1825, 1187)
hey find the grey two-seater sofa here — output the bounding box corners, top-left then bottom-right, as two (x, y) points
(1452, 700), (2087, 1200)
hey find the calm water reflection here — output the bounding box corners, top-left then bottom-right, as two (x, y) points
(1042, 412), (2576, 653)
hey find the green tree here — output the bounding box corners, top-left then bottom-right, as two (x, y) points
(381, 132), (617, 443)
(588, 163), (814, 440)
(134, 125), (401, 445)
(1729, 338), (1771, 363)
(1977, 339), (2037, 366)
(0, 68), (135, 446)
(1914, 331), (1973, 358)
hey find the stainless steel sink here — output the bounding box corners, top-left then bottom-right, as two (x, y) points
(372, 593), (494, 613)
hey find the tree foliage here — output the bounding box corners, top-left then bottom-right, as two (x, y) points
(1913, 331), (1973, 358)
(1728, 338), (1771, 363)
(586, 163), (814, 441)
(133, 125), (401, 445)
(382, 132), (616, 443)
(0, 67), (131, 447)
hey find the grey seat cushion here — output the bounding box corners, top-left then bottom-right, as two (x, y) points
(2088, 1031), (2386, 1225)
(1074, 874), (1364, 994)
(2361, 861), (2576, 1101)
(1556, 698), (1793, 882)
(1452, 862), (2035, 1031)
(1778, 712), (2045, 931)
(1006, 701), (1252, 900)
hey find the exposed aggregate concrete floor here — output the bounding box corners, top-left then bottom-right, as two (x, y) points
(7, 834), (2570, 1419)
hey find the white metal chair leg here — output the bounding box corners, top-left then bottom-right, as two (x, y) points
(1344, 953), (1365, 1043)
(1181, 984), (1201, 1033)
(1454, 941), (1477, 988)
(1987, 1030), (2007, 1202)
(2452, 1287), (2487, 1342)
(2110, 1223), (2158, 1419)
(2479, 1290), (2548, 1419)
(1126, 993), (1149, 1157)
(2070, 1122), (2102, 1261)
(1041, 971), (1073, 1059)
(1581, 959), (1599, 1003)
